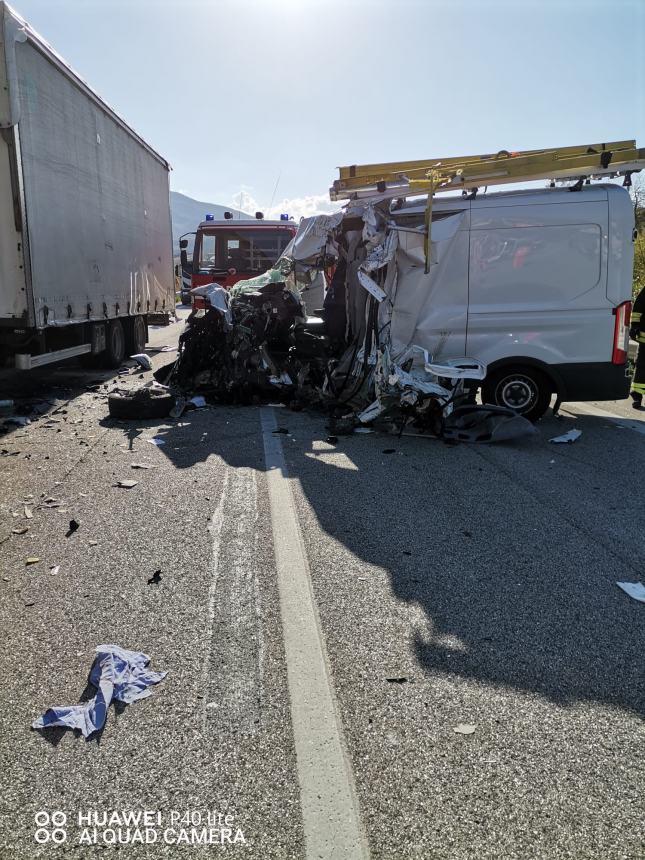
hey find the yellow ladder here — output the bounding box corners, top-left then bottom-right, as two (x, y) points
(330, 140), (645, 200)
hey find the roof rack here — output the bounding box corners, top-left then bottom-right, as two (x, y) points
(330, 140), (645, 201)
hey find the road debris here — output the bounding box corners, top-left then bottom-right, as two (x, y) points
(549, 428), (582, 444)
(273, 427), (289, 435)
(386, 677), (408, 684)
(25, 557), (40, 565)
(31, 644), (167, 739)
(23, 506), (33, 519)
(147, 569), (162, 585)
(12, 527), (29, 535)
(189, 395), (207, 408)
(131, 463), (155, 469)
(116, 479), (138, 489)
(453, 724), (477, 735)
(147, 437), (166, 446)
(88, 540), (98, 546)
(616, 581), (645, 603)
(66, 519), (80, 537)
(130, 353), (153, 370)
(49, 565), (60, 576)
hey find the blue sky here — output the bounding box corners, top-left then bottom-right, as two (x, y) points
(13, 0), (645, 218)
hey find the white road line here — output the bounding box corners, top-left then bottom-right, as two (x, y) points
(260, 407), (370, 860)
(561, 401), (645, 436)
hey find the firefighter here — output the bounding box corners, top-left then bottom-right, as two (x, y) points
(630, 286), (645, 408)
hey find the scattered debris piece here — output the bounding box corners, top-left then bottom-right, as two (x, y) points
(66, 519), (80, 537)
(88, 540), (98, 546)
(147, 569), (162, 585)
(386, 677), (408, 684)
(382, 448), (396, 454)
(130, 353), (152, 370)
(189, 395), (207, 408)
(453, 723), (477, 735)
(402, 550), (412, 556)
(616, 581), (645, 603)
(24, 506), (33, 519)
(12, 527), (29, 535)
(24, 600), (35, 607)
(549, 428), (582, 444)
(131, 462), (154, 469)
(273, 427), (289, 435)
(354, 427), (373, 435)
(160, 345), (177, 352)
(49, 565), (60, 576)
(147, 437), (166, 446)
(116, 479), (138, 489)
(31, 644), (167, 739)
(25, 557), (40, 565)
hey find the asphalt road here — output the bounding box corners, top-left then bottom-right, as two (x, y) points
(0, 312), (643, 859)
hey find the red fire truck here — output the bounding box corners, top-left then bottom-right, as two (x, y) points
(180, 212), (297, 308)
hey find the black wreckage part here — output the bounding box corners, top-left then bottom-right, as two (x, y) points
(164, 281), (331, 404)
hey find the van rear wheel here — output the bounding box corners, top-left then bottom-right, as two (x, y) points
(481, 366), (552, 422)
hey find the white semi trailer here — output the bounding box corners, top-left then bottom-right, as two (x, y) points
(0, 3), (174, 369)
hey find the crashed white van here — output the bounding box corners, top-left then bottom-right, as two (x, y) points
(383, 183), (634, 420)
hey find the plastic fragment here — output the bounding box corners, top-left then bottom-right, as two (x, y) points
(49, 565), (60, 576)
(12, 527), (28, 535)
(116, 480), (138, 489)
(147, 437), (166, 446)
(453, 724), (477, 735)
(24, 506), (33, 519)
(147, 569), (162, 585)
(25, 557), (40, 565)
(66, 519), (80, 537)
(549, 428), (581, 444)
(131, 463), (154, 469)
(616, 581), (645, 603)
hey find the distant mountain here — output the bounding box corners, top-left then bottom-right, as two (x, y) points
(170, 191), (250, 253)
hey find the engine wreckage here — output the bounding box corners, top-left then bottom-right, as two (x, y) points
(157, 203), (535, 443)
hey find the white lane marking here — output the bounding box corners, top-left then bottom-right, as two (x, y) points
(561, 401), (645, 436)
(260, 408), (370, 860)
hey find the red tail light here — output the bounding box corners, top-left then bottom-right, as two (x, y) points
(612, 300), (632, 365)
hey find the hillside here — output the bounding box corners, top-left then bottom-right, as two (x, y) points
(170, 191), (250, 252)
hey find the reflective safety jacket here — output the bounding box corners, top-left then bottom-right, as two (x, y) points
(631, 287), (645, 344)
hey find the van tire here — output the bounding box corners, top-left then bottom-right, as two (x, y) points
(481, 366), (552, 422)
(108, 391), (174, 420)
(103, 320), (125, 368)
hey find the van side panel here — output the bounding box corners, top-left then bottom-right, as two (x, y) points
(466, 195), (614, 368)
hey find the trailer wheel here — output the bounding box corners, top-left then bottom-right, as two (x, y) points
(103, 320), (125, 368)
(127, 315), (147, 355)
(481, 366), (552, 422)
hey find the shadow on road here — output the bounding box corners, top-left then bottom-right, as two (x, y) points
(137, 403), (645, 719)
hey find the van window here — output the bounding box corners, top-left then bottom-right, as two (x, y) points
(469, 224), (601, 305)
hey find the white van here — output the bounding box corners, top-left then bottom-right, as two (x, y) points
(390, 183), (634, 421)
